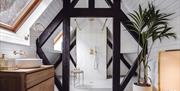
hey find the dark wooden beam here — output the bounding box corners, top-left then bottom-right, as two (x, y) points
(38, 9), (65, 47)
(69, 8), (121, 17)
(55, 76), (63, 91)
(107, 39), (112, 49)
(36, 39), (62, 91)
(54, 53), (62, 68)
(62, 0), (70, 91)
(107, 38), (127, 70)
(107, 38), (137, 75)
(113, 18), (121, 91)
(107, 57), (112, 69)
(38, 1), (78, 48)
(105, 0), (113, 7)
(62, 17), (70, 91)
(70, 39), (76, 50)
(71, 0), (79, 7)
(120, 51), (142, 90)
(113, 0), (120, 8)
(107, 55), (137, 76)
(107, 56), (129, 69)
(89, 0), (95, 8)
(113, 0), (121, 91)
(36, 0), (142, 90)
(54, 39), (76, 69)
(36, 39), (51, 65)
(119, 54), (131, 69)
(119, 54), (137, 76)
(70, 54), (76, 67)
(120, 10), (142, 47)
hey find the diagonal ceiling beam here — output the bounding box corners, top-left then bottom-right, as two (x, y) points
(54, 53), (63, 68)
(120, 9), (142, 47)
(55, 76), (63, 91)
(36, 39), (51, 65)
(119, 54), (138, 76)
(38, 2), (78, 47)
(36, 39), (62, 91)
(70, 39), (76, 50)
(107, 38), (137, 76)
(107, 57), (112, 69)
(71, 0), (79, 7)
(54, 39), (76, 69)
(38, 9), (65, 47)
(120, 51), (142, 90)
(105, 0), (113, 7)
(70, 54), (76, 67)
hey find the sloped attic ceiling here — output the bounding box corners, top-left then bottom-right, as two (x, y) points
(70, 0), (180, 16)
(70, 0), (180, 30)
(52, 0), (180, 53)
(122, 0), (180, 18)
(30, 0), (180, 36)
(40, 0), (180, 34)
(33, 0), (179, 53)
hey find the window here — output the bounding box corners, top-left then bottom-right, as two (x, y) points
(54, 31), (63, 52)
(0, 0), (41, 32)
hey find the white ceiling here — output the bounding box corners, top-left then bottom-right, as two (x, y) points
(122, 0), (180, 18)
(34, 0), (180, 30)
(71, 0), (180, 28)
(31, 0), (180, 41)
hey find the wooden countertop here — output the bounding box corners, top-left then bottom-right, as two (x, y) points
(0, 65), (54, 73)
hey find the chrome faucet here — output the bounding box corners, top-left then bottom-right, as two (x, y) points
(13, 50), (25, 55)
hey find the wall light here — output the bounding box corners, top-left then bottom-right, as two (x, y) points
(159, 50), (180, 91)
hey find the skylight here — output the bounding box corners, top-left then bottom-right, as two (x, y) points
(0, 0), (41, 32)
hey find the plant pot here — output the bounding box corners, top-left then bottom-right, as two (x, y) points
(133, 83), (152, 91)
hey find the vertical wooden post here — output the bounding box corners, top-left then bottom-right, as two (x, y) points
(89, 0), (95, 8)
(62, 0), (70, 91)
(113, 18), (121, 91)
(113, 0), (121, 91)
(62, 18), (70, 91)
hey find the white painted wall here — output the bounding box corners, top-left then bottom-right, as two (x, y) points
(121, 25), (140, 53)
(148, 16), (180, 91)
(76, 19), (107, 80)
(0, 0), (62, 62)
(120, 9), (180, 91)
(121, 1), (180, 90)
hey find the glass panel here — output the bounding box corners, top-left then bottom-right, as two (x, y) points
(70, 18), (112, 91)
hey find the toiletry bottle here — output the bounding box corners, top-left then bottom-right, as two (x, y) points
(0, 54), (3, 70)
(0, 54), (7, 70)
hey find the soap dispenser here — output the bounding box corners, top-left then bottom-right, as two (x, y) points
(0, 54), (8, 70)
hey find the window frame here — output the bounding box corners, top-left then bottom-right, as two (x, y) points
(0, 0), (41, 32)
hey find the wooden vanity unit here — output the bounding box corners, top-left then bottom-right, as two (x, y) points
(0, 65), (54, 91)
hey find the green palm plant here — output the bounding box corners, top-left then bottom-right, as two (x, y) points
(128, 3), (176, 86)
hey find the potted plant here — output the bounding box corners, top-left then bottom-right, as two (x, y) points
(128, 3), (177, 91)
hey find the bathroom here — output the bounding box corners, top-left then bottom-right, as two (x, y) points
(0, 0), (180, 91)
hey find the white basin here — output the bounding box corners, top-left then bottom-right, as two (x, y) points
(15, 58), (42, 69)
